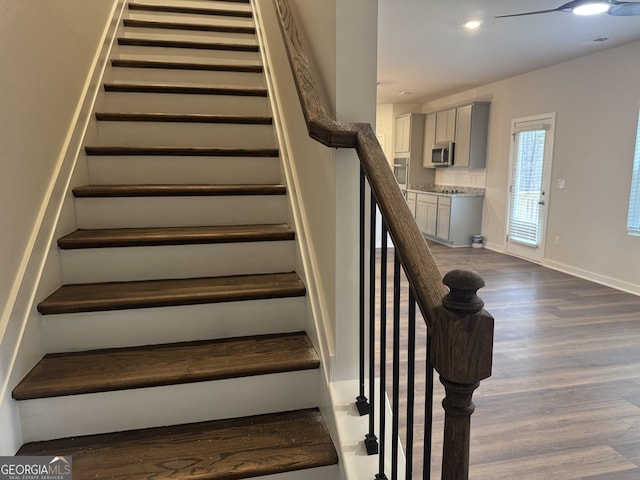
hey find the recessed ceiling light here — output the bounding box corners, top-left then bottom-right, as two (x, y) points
(573, 2), (610, 15)
(463, 19), (483, 30)
(399, 91), (413, 96)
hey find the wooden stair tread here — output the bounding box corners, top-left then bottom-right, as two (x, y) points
(117, 37), (259, 52)
(103, 82), (267, 96)
(122, 18), (256, 35)
(72, 184), (286, 197)
(17, 409), (338, 479)
(84, 146), (279, 157)
(37, 272), (305, 315)
(128, 3), (253, 18)
(111, 58), (263, 73)
(12, 332), (318, 399)
(94, 112), (272, 124)
(58, 224), (295, 249)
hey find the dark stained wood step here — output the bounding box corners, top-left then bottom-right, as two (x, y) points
(58, 224), (295, 249)
(117, 37), (259, 52)
(103, 82), (267, 97)
(12, 332), (318, 399)
(17, 409), (338, 479)
(123, 18), (255, 35)
(84, 146), (279, 156)
(37, 272), (305, 315)
(128, 3), (253, 18)
(111, 58), (263, 73)
(72, 184), (286, 197)
(94, 112), (272, 124)
(129, 3), (253, 18)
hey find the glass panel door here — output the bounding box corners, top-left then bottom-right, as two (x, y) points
(506, 114), (555, 262)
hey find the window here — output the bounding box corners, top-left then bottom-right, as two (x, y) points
(627, 108), (640, 236)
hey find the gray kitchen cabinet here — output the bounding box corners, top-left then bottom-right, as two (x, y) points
(435, 108), (456, 143)
(394, 114), (412, 153)
(415, 193), (437, 236)
(436, 196), (451, 240)
(422, 113), (437, 168)
(454, 103), (490, 168)
(411, 191), (484, 247)
(394, 113), (434, 188)
(407, 191), (417, 218)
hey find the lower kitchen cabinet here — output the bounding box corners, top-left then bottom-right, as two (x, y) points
(410, 192), (483, 247)
(436, 196), (451, 240)
(416, 193), (437, 237)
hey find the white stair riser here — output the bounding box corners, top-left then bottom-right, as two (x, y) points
(98, 91), (271, 116)
(86, 155), (280, 185)
(75, 195), (287, 228)
(60, 240), (295, 283)
(19, 369), (320, 441)
(120, 26), (256, 44)
(258, 466), (341, 480)
(94, 120), (276, 148)
(125, 12), (254, 28)
(113, 44), (260, 62)
(104, 65), (266, 87)
(41, 297), (306, 352)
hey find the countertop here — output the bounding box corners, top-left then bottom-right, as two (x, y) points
(406, 185), (485, 197)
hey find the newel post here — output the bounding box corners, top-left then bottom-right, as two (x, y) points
(431, 270), (494, 480)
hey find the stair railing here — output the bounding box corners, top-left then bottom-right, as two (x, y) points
(272, 1), (494, 478)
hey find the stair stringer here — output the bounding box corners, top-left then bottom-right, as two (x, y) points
(253, 2), (372, 479)
(0, 0), (127, 456)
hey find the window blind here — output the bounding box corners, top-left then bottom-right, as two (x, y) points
(508, 129), (547, 246)
(627, 109), (640, 235)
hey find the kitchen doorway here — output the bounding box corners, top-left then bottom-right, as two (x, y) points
(505, 113), (556, 263)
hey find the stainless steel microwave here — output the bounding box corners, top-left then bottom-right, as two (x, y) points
(432, 142), (454, 166)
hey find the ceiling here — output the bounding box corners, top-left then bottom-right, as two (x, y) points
(376, 0), (640, 105)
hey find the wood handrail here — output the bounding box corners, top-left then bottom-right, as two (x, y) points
(272, 3), (494, 478)
(273, 0), (447, 324)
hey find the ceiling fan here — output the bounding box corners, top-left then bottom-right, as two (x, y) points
(495, 0), (640, 18)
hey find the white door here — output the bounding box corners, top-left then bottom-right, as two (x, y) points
(506, 113), (556, 262)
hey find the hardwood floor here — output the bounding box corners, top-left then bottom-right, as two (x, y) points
(381, 242), (640, 479)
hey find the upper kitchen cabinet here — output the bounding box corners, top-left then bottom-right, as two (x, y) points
(435, 108), (456, 143)
(422, 113), (437, 168)
(394, 114), (411, 153)
(394, 113), (434, 188)
(394, 113), (422, 155)
(454, 102), (490, 168)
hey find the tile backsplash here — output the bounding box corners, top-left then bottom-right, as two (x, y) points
(435, 168), (486, 188)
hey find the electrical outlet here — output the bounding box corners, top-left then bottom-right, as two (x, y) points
(554, 235), (560, 246)
(557, 179), (565, 189)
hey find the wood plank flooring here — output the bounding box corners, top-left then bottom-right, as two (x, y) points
(381, 242), (640, 479)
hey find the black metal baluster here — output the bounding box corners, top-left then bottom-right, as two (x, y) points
(365, 189), (379, 455)
(405, 291), (417, 479)
(391, 252), (401, 480)
(423, 334), (434, 480)
(376, 222), (389, 480)
(356, 166), (369, 415)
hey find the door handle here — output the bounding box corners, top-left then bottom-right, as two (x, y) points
(538, 201), (545, 205)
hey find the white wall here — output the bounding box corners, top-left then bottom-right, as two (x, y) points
(0, 0), (117, 454)
(258, 0), (378, 382)
(0, 0), (116, 334)
(422, 40), (640, 293)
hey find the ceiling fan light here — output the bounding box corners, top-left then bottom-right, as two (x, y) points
(572, 2), (611, 15)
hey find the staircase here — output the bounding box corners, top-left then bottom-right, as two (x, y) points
(12, 0), (339, 478)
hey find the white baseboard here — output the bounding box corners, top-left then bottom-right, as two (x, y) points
(543, 259), (640, 297)
(483, 243), (640, 297)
